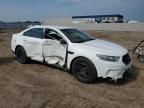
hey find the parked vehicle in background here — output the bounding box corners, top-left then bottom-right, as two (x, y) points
(11, 25), (131, 83)
(133, 40), (144, 62)
(128, 20), (139, 24)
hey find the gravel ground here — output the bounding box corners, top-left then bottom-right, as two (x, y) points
(0, 29), (144, 108)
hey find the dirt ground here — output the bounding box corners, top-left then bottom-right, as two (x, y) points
(0, 29), (144, 108)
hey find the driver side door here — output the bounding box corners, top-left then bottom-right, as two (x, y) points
(42, 28), (67, 66)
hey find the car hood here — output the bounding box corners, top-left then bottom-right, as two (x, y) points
(80, 39), (128, 56)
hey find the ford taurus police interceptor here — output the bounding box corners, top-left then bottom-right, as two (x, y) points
(11, 25), (131, 83)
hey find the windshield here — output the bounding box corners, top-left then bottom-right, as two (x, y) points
(60, 29), (94, 43)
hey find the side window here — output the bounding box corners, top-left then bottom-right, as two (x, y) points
(23, 28), (44, 39)
(45, 29), (62, 41)
(31, 28), (44, 39)
(23, 29), (32, 36)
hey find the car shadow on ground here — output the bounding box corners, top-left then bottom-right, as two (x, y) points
(0, 57), (16, 66)
(93, 65), (139, 86)
(23, 60), (140, 86)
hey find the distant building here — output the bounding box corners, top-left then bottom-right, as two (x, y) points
(72, 14), (123, 23)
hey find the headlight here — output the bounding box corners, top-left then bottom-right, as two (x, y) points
(96, 54), (120, 62)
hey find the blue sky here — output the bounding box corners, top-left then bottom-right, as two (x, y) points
(0, 0), (144, 22)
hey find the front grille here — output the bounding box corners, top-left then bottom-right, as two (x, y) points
(122, 53), (131, 65)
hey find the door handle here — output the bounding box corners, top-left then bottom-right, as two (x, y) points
(43, 43), (51, 45)
(43, 40), (51, 45)
(23, 40), (27, 42)
(45, 40), (49, 43)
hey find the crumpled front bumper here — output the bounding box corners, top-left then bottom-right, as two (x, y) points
(105, 63), (131, 81)
(94, 58), (131, 81)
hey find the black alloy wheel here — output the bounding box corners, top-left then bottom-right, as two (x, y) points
(72, 57), (97, 83)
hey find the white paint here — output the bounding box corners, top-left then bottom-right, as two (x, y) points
(43, 39), (67, 66)
(11, 25), (131, 80)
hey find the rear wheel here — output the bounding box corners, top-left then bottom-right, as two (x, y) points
(15, 47), (29, 64)
(71, 57), (97, 83)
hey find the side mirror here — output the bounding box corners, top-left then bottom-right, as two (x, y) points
(60, 39), (67, 44)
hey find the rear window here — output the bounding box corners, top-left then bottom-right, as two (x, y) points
(23, 28), (44, 39)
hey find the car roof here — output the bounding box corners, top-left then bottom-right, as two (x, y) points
(30, 25), (75, 30)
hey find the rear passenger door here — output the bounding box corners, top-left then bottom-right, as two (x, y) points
(23, 28), (44, 62)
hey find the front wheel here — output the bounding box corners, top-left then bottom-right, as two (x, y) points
(71, 57), (97, 83)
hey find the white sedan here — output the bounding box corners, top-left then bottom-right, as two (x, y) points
(11, 25), (131, 83)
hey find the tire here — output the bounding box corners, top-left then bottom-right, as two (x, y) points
(15, 47), (29, 64)
(71, 57), (97, 83)
(139, 55), (144, 62)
